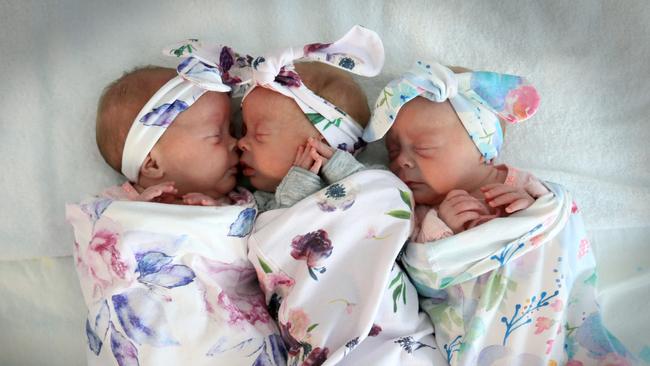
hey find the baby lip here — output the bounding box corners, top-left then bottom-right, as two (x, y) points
(240, 162), (255, 176)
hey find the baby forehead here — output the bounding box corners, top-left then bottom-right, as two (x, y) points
(396, 103), (456, 127)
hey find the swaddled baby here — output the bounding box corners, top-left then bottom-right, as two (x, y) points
(364, 61), (634, 365)
(239, 27), (446, 366)
(66, 44), (285, 366)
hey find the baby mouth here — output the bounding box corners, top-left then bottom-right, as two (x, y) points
(240, 163), (255, 177)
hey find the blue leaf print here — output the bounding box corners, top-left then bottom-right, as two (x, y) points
(110, 322), (139, 366)
(470, 72), (523, 111)
(81, 198), (112, 222)
(86, 300), (110, 355)
(575, 312), (632, 359)
(112, 289), (179, 347)
(264, 334), (287, 366)
(227, 207), (256, 237)
(135, 251), (173, 277)
(87, 319), (103, 355)
(138, 264), (196, 288)
(206, 337), (258, 357)
(139, 100), (189, 127)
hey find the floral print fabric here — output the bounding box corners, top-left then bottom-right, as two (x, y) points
(66, 187), (283, 366)
(248, 170), (447, 365)
(402, 182), (636, 365)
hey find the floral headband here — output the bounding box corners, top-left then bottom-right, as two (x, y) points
(364, 61), (540, 161)
(240, 25), (385, 153)
(120, 41), (248, 182)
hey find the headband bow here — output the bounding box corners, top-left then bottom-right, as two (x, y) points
(120, 41), (248, 182)
(241, 25), (385, 153)
(364, 61), (540, 161)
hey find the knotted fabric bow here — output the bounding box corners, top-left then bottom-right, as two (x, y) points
(364, 61), (540, 161)
(121, 41), (248, 182)
(240, 25), (385, 153)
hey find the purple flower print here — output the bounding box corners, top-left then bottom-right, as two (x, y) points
(368, 324), (382, 337)
(219, 46), (235, 72)
(302, 347), (329, 366)
(139, 99), (189, 128)
(110, 322), (139, 366)
(303, 42), (332, 54)
(290, 230), (333, 281)
(275, 67), (302, 87)
(279, 321), (303, 358)
(317, 183), (356, 212)
(279, 308), (322, 361)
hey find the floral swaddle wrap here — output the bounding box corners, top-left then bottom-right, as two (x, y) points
(248, 170), (448, 366)
(402, 182), (635, 366)
(66, 189), (285, 366)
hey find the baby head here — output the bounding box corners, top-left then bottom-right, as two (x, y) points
(237, 25), (384, 192)
(364, 61), (540, 205)
(239, 61), (370, 192)
(96, 66), (238, 199)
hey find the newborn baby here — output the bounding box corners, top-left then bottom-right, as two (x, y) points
(364, 60), (633, 365)
(67, 45), (285, 366)
(239, 27), (446, 366)
(96, 65), (238, 205)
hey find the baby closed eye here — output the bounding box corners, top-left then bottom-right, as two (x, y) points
(414, 146), (437, 157)
(206, 135), (222, 143)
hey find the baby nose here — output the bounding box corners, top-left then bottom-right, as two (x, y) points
(396, 152), (414, 169)
(237, 138), (249, 152)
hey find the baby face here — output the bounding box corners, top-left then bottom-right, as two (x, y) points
(151, 91), (238, 198)
(239, 87), (318, 192)
(386, 97), (483, 205)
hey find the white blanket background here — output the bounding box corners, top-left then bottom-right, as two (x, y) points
(1, 1), (648, 364)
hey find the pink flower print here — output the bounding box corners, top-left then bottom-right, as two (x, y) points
(365, 227), (377, 239)
(260, 272), (295, 295)
(505, 85), (540, 122)
(535, 317), (555, 335)
(216, 291), (271, 327)
(578, 238), (591, 259)
(79, 217), (134, 300)
(572, 201), (580, 214)
(530, 234), (544, 247)
(546, 339), (554, 354)
(303, 42), (332, 54)
(286, 308), (311, 342)
(550, 299), (563, 312)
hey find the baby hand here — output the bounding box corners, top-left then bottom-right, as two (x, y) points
(135, 181), (178, 203)
(182, 192), (221, 206)
(438, 190), (491, 234)
(293, 137), (333, 174)
(481, 183), (535, 214)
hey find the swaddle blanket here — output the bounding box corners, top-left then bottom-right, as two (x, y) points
(402, 182), (635, 366)
(65, 188), (285, 366)
(248, 170), (447, 366)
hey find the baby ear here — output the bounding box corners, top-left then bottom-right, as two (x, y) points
(139, 153), (165, 179)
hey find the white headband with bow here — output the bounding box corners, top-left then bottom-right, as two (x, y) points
(121, 41), (248, 182)
(240, 25), (385, 153)
(365, 61), (540, 161)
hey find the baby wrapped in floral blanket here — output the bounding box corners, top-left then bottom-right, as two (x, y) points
(364, 61), (635, 365)
(236, 26), (447, 365)
(66, 45), (285, 366)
